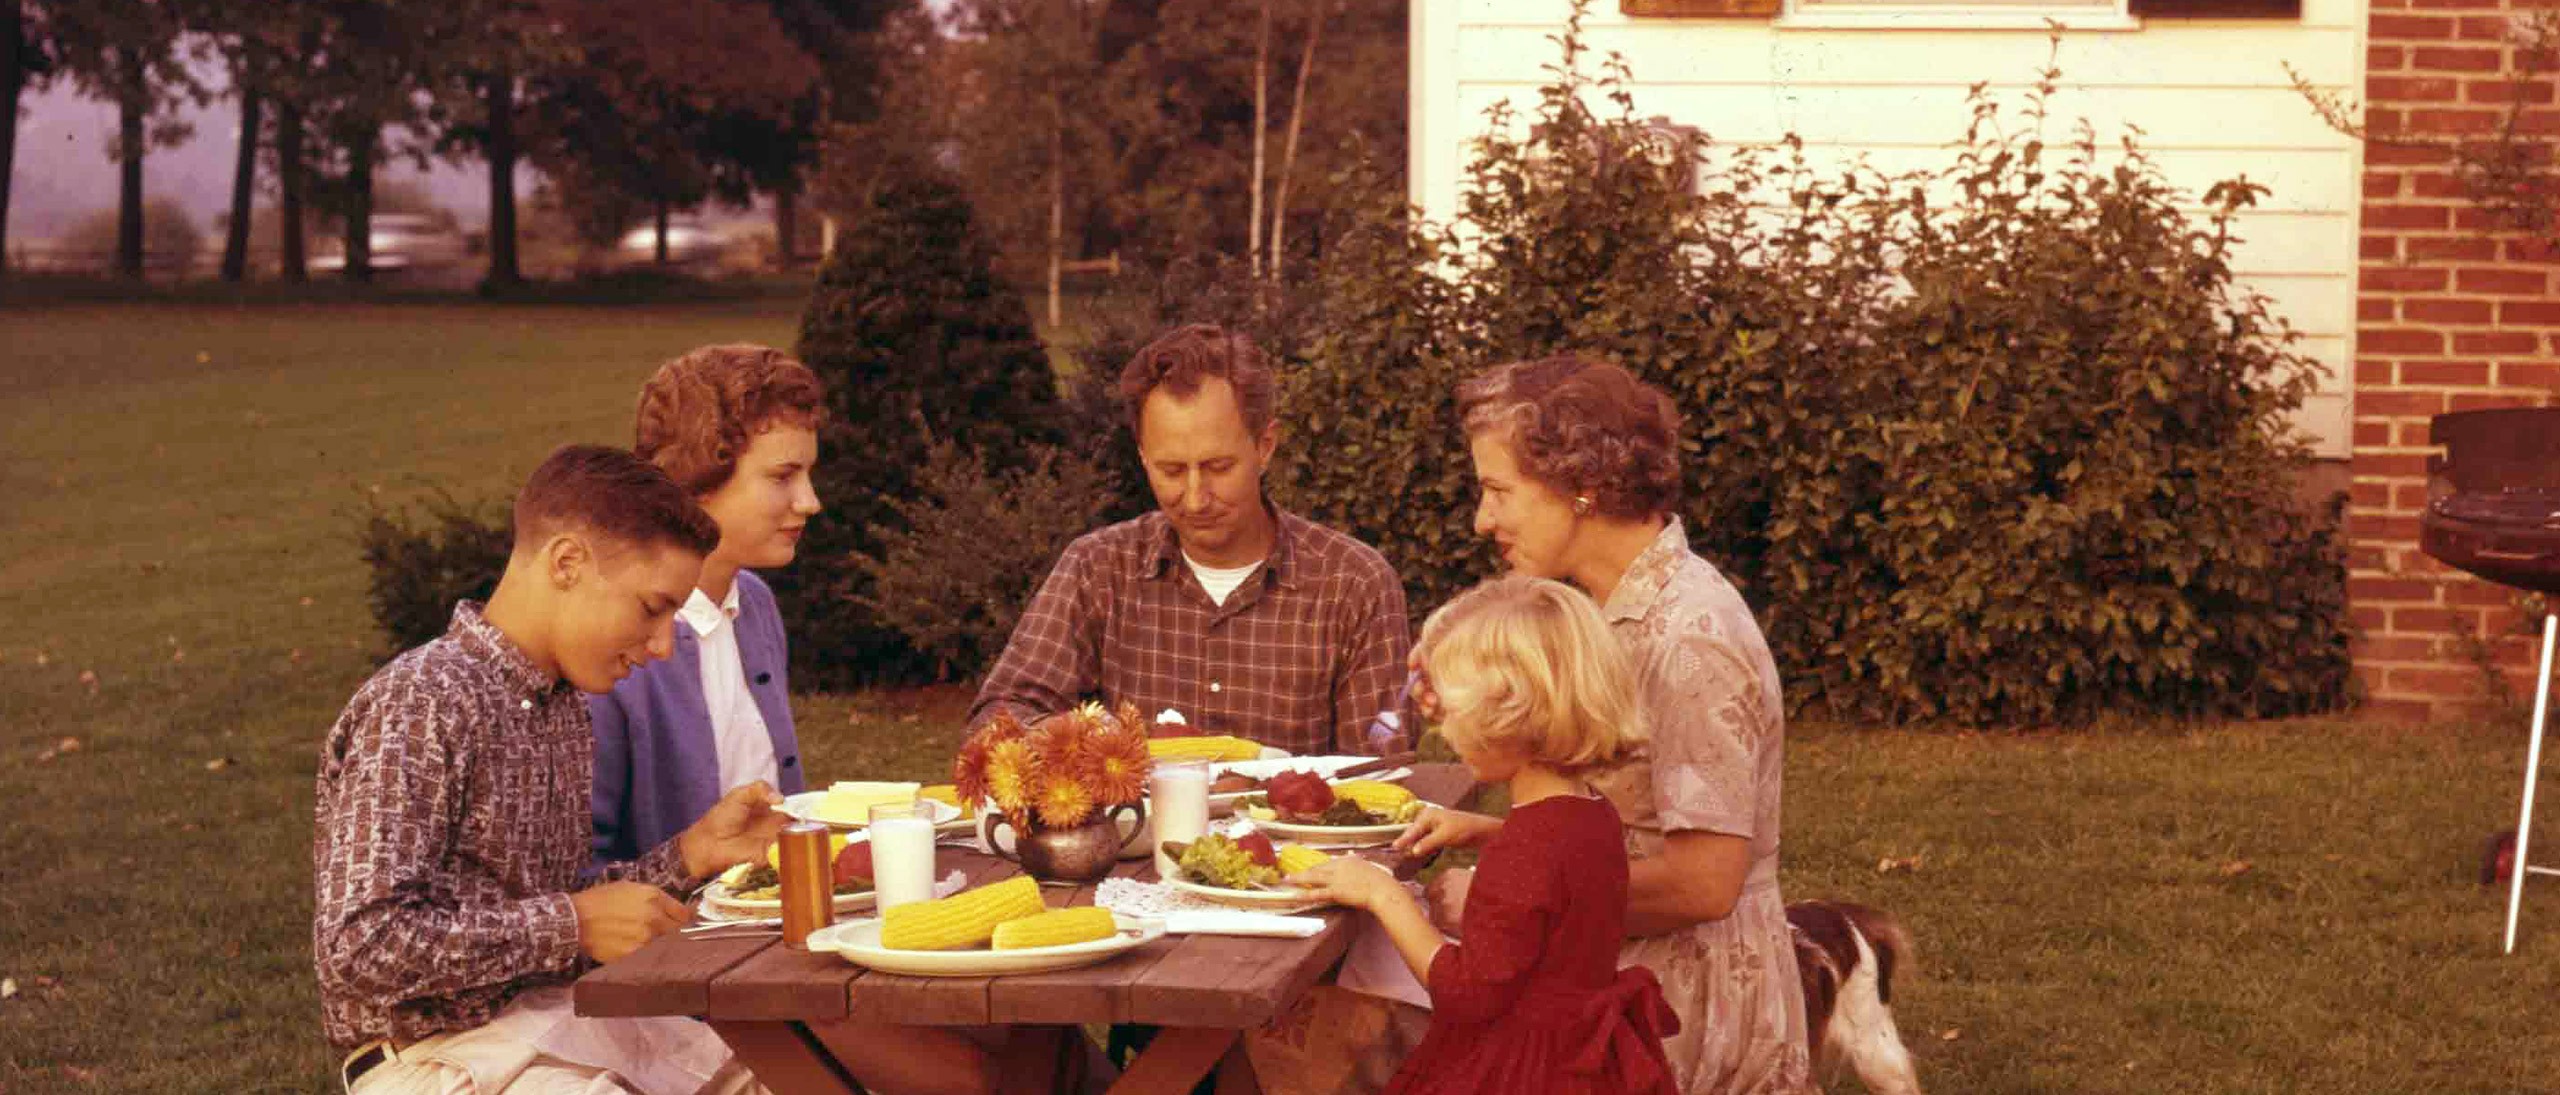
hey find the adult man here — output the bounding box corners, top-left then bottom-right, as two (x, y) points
(314, 445), (787, 1094)
(971, 324), (1411, 756)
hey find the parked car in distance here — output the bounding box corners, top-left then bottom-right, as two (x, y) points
(616, 217), (730, 266)
(312, 214), (469, 273)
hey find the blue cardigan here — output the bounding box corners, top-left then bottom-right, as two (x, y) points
(589, 569), (806, 869)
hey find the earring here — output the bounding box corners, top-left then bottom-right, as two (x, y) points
(1572, 496), (1593, 516)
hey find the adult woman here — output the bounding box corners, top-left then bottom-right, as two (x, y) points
(1404, 354), (1813, 1093)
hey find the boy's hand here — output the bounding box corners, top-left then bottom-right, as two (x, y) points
(572, 881), (687, 963)
(1288, 856), (1407, 913)
(1395, 807), (1500, 857)
(678, 781), (788, 881)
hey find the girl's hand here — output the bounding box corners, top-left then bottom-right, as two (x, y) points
(1395, 807), (1501, 857)
(1288, 857), (1408, 913)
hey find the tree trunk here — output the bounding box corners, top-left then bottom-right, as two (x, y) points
(1, 0), (23, 284)
(1268, 0), (1325, 283)
(1249, 0), (1270, 273)
(775, 181), (799, 268)
(654, 200), (670, 265)
(115, 52), (147, 281)
(483, 69), (523, 290)
(343, 131), (374, 283)
(278, 102), (307, 283)
(222, 71), (263, 283)
(1047, 100), (1064, 329)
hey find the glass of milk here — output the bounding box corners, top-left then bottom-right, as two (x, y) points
(867, 801), (937, 910)
(1150, 759), (1212, 880)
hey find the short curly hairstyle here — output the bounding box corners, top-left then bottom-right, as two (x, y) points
(634, 344), (827, 495)
(1455, 355), (1682, 520)
(1116, 324), (1277, 439)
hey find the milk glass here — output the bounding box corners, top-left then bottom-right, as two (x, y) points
(868, 801), (937, 911)
(1150, 759), (1212, 880)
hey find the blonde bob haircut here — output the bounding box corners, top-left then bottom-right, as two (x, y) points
(1417, 577), (1647, 771)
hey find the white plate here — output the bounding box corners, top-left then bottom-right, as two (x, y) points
(1206, 758), (1412, 812)
(1166, 877), (1324, 909)
(782, 793), (965, 830)
(808, 912), (1164, 977)
(698, 880), (878, 920)
(1249, 816), (1410, 847)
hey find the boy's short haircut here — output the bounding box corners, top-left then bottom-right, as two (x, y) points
(634, 344), (828, 495)
(511, 444), (722, 558)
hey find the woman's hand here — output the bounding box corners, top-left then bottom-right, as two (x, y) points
(1405, 649), (1442, 724)
(1395, 807), (1501, 857)
(1288, 856), (1410, 913)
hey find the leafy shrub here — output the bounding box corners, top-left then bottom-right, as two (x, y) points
(357, 494), (510, 653)
(1267, 9), (2355, 725)
(786, 170), (1069, 686)
(62, 199), (205, 278)
(851, 440), (1119, 680)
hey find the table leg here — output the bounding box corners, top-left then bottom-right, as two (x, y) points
(1107, 1027), (1238, 1095)
(708, 1020), (863, 1095)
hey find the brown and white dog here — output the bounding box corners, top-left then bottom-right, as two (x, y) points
(1788, 900), (1923, 1095)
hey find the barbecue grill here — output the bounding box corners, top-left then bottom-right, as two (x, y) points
(2419, 407), (2560, 954)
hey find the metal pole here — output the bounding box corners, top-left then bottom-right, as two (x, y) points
(2504, 612), (2559, 954)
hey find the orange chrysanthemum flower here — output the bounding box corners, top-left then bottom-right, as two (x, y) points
(953, 734), (992, 806)
(980, 711), (1029, 744)
(1028, 719), (1094, 776)
(1034, 771), (1096, 828)
(985, 738), (1036, 815)
(1088, 727), (1152, 806)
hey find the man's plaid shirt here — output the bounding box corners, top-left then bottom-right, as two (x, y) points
(969, 507), (1411, 756)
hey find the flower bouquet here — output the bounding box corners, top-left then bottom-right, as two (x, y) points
(955, 701), (1154, 882)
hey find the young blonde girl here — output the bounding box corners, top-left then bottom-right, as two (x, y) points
(1288, 576), (1681, 1095)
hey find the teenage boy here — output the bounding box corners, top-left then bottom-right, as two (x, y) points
(314, 445), (787, 1094)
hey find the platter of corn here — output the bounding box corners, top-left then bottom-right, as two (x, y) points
(808, 877), (1164, 977)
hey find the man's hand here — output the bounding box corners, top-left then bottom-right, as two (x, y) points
(572, 881), (687, 963)
(677, 781), (788, 882)
(1394, 807), (1501, 857)
(1423, 866), (1472, 938)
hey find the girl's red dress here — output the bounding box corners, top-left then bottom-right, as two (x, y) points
(1384, 792), (1681, 1095)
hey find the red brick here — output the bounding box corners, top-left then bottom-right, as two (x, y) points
(2497, 361), (2560, 389)
(2410, 236), (2502, 262)
(2367, 266), (2450, 292)
(2389, 666), (2485, 697)
(2454, 269), (2549, 295)
(2411, 170), (2470, 199)
(2354, 447), (2439, 475)
(2371, 45), (2410, 71)
(2505, 237), (2560, 263)
(2356, 698), (2437, 722)
(2370, 74), (2464, 100)
(2453, 330), (2542, 353)
(2401, 360), (2495, 385)
(2363, 235), (2404, 261)
(2412, 46), (2509, 73)
(2409, 108), (2507, 134)
(2353, 480), (2396, 509)
(2360, 328), (2449, 354)
(2354, 420), (2396, 448)
(2456, 206), (2522, 231)
(2393, 607), (2465, 634)
(2349, 545), (2391, 571)
(2405, 298), (2497, 324)
(2448, 580), (2535, 608)
(2366, 140), (2451, 167)
(2355, 360), (2401, 385)
(2467, 76), (2558, 105)
(2360, 298), (2401, 323)
(2373, 13), (2459, 39)
(2351, 604), (2393, 631)
(2357, 635), (2448, 661)
(2396, 420), (2441, 446)
(2366, 173), (2407, 200)
(2359, 391), (2456, 419)
(2451, 392), (2550, 411)
(2366, 203), (2456, 230)
(2392, 481), (2438, 509)
(2500, 299), (2560, 325)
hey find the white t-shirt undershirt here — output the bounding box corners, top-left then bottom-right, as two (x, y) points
(681, 585), (779, 792)
(1183, 552), (1265, 607)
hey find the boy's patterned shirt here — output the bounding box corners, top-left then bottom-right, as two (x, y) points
(311, 602), (689, 1049)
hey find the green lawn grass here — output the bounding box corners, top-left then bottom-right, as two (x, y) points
(4, 300), (2560, 1093)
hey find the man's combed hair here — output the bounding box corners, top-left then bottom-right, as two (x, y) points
(1417, 576), (1646, 771)
(511, 444), (721, 558)
(1117, 324), (1278, 438)
(1457, 354), (1683, 520)
(635, 344), (827, 495)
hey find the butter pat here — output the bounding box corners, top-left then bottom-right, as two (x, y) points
(816, 781), (921, 825)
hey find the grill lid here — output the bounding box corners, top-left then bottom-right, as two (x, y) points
(2419, 408), (2560, 595)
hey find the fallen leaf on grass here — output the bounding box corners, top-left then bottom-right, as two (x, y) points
(78, 669), (99, 694)
(1939, 1027), (1961, 1042)
(2, 978), (16, 1000)
(300, 596), (315, 607)
(2218, 860), (2253, 878)
(2323, 853), (2344, 863)
(171, 649), (185, 664)
(206, 757), (236, 772)
(34, 651), (49, 666)
(61, 1065), (97, 1084)
(1878, 855), (1925, 874)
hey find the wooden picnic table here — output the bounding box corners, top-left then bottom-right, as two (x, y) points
(574, 763), (1477, 1094)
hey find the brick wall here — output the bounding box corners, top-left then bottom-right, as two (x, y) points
(2351, 0), (2559, 721)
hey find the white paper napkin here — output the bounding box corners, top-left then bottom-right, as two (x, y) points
(1161, 910), (1328, 938)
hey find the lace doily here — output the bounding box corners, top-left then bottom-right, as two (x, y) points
(1095, 877), (1327, 917)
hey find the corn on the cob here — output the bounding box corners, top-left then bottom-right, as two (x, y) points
(1274, 845), (1331, 876)
(990, 906), (1120, 950)
(881, 876), (1046, 951)
(1330, 780), (1415, 815)
(1146, 735), (1263, 763)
